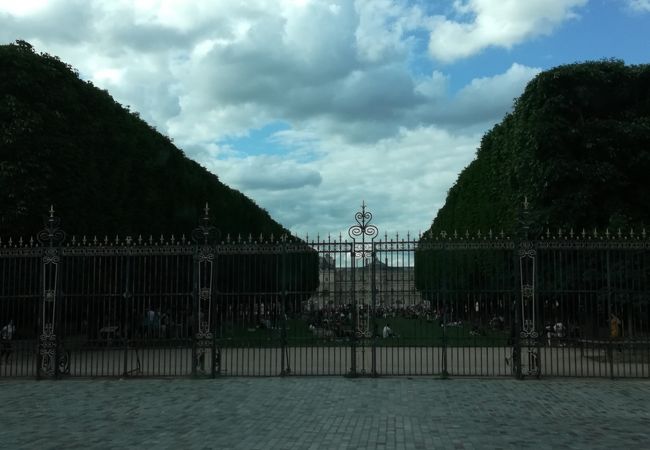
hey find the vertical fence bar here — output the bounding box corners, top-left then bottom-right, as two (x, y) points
(191, 203), (217, 378)
(36, 206), (65, 380)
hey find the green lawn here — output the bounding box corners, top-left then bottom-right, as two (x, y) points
(216, 318), (510, 348)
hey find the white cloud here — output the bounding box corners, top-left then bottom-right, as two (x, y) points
(627, 0), (650, 12)
(207, 125), (482, 236)
(0, 0), (48, 17)
(427, 0), (588, 62)
(0, 1), (558, 234)
(445, 63), (541, 125)
(214, 156), (323, 191)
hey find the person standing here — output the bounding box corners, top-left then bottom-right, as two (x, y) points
(1, 320), (15, 364)
(610, 313), (622, 339)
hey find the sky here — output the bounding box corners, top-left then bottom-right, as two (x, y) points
(1, 0), (649, 238)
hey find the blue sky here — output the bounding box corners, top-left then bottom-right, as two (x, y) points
(1, 0), (649, 236)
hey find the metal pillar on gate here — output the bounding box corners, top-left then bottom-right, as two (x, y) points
(191, 203), (218, 377)
(348, 201), (379, 376)
(517, 197), (540, 378)
(280, 234), (291, 376)
(36, 206), (65, 379)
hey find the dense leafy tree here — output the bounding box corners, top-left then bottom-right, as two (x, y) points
(426, 59), (650, 237)
(0, 41), (287, 239)
(0, 41), (318, 310)
(416, 60), (650, 327)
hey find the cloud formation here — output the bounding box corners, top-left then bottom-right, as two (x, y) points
(0, 1), (564, 235)
(427, 0), (588, 63)
(628, 0), (650, 12)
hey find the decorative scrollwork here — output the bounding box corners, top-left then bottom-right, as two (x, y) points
(348, 201), (379, 259)
(355, 329), (371, 339)
(191, 203), (220, 245)
(44, 289), (56, 302)
(348, 201), (379, 241)
(195, 320), (213, 353)
(40, 323), (57, 375)
(197, 247), (214, 262)
(199, 288), (211, 301)
(37, 206), (66, 247)
(43, 247), (60, 264)
(518, 241), (536, 258)
(520, 330), (539, 340)
(521, 285), (534, 299)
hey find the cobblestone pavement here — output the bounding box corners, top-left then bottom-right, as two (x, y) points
(1, 377), (649, 449)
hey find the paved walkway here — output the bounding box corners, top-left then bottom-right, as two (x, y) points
(1, 377), (649, 449)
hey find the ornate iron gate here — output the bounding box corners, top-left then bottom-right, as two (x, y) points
(1, 203), (649, 379)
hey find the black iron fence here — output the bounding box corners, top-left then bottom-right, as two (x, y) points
(1, 203), (649, 379)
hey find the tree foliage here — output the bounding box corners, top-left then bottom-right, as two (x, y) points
(0, 41), (288, 239)
(426, 59), (650, 237)
(0, 41), (319, 308)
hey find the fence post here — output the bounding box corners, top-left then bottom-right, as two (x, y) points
(370, 242), (377, 377)
(347, 202), (379, 378)
(122, 243), (132, 377)
(191, 203), (217, 378)
(513, 242), (522, 380)
(516, 196), (539, 379)
(441, 297), (449, 379)
(280, 235), (290, 376)
(349, 246), (357, 377)
(36, 206), (65, 380)
(606, 249), (615, 380)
